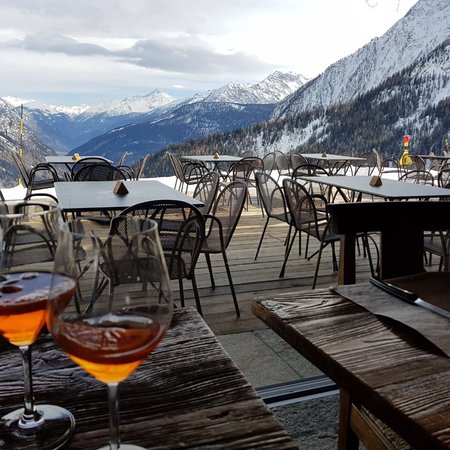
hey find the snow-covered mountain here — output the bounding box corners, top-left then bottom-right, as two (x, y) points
(79, 90), (179, 117)
(274, 0), (450, 119)
(0, 99), (56, 187)
(195, 71), (306, 104)
(0, 71), (304, 158)
(2, 96), (88, 116)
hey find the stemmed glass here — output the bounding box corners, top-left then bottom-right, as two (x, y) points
(0, 206), (75, 449)
(48, 216), (173, 450)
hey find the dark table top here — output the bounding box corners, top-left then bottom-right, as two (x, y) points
(0, 308), (297, 449)
(252, 285), (450, 449)
(54, 180), (204, 212)
(299, 175), (450, 200)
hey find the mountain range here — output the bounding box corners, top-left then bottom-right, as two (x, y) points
(0, 0), (448, 187)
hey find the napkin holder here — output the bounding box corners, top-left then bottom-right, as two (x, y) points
(213, 153), (220, 160)
(72, 153), (81, 161)
(369, 176), (382, 187)
(113, 180), (129, 196)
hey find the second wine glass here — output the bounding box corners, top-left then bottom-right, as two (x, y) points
(48, 216), (173, 450)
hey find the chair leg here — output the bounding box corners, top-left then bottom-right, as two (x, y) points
(221, 249), (240, 317)
(312, 241), (329, 289)
(190, 275), (203, 317)
(178, 278), (185, 308)
(279, 229), (297, 278)
(204, 253), (215, 289)
(255, 216), (270, 260)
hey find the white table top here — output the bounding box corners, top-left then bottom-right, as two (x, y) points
(300, 153), (365, 162)
(182, 155), (242, 163)
(54, 180), (204, 212)
(299, 175), (450, 200)
(45, 156), (113, 165)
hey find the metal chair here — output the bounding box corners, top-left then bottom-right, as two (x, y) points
(262, 152), (276, 175)
(254, 172), (291, 260)
(274, 151), (291, 181)
(399, 170), (435, 186)
(281, 178), (339, 289)
(133, 154), (150, 180)
(201, 181), (248, 317)
(227, 156), (264, 207)
(290, 153), (309, 172)
(192, 171), (220, 215)
(167, 152), (207, 193)
(111, 200), (206, 315)
(69, 157), (112, 181)
(72, 164), (129, 181)
(11, 153), (61, 196)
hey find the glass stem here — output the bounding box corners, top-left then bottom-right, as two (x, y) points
(107, 382), (120, 450)
(18, 345), (40, 427)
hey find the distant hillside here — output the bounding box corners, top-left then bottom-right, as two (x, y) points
(144, 40), (450, 178)
(72, 102), (275, 163)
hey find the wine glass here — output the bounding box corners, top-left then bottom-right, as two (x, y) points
(0, 205), (75, 449)
(48, 216), (173, 450)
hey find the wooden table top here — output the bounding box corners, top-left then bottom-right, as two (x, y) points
(0, 308), (297, 449)
(252, 286), (450, 449)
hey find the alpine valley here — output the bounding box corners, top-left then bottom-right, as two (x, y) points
(0, 0), (449, 186)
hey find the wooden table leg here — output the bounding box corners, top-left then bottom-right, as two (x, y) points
(338, 389), (360, 450)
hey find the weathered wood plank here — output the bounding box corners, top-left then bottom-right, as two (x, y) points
(252, 289), (450, 449)
(0, 309), (298, 449)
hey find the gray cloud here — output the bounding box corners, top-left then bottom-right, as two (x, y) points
(16, 33), (111, 57)
(5, 33), (275, 75)
(117, 40), (273, 74)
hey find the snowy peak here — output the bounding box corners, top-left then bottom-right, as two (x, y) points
(252, 71), (307, 103)
(1, 96), (88, 116)
(199, 71), (305, 104)
(202, 81), (261, 104)
(81, 89), (178, 117)
(274, 0), (450, 118)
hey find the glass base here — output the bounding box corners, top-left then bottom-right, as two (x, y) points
(98, 446), (146, 450)
(0, 404), (75, 450)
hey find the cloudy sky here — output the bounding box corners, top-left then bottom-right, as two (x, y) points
(0, 0), (419, 106)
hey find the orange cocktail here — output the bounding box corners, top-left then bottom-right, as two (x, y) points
(52, 312), (166, 383)
(0, 272), (53, 345)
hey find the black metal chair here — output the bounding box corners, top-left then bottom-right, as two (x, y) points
(111, 200), (206, 315)
(192, 171), (220, 215)
(254, 172), (291, 260)
(201, 181), (248, 317)
(227, 156), (264, 208)
(281, 178), (340, 288)
(72, 164), (129, 182)
(11, 153), (61, 196)
(167, 152), (207, 193)
(69, 157), (112, 181)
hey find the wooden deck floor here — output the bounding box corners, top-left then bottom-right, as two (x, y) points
(175, 196), (380, 336)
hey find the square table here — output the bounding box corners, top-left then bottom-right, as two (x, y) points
(45, 156), (113, 170)
(300, 153), (365, 163)
(0, 308), (297, 449)
(298, 175), (450, 202)
(182, 154), (242, 174)
(54, 180), (204, 213)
